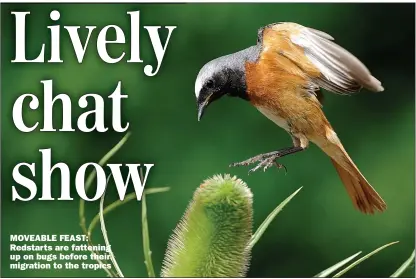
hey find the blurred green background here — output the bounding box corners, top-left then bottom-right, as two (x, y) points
(1, 3), (415, 278)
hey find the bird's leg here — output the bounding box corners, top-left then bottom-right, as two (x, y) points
(229, 146), (304, 173)
(230, 135), (309, 174)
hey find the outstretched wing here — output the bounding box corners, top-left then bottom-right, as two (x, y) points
(257, 22), (384, 95)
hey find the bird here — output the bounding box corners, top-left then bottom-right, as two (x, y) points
(194, 22), (387, 214)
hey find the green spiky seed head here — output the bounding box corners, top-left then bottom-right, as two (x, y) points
(161, 174), (253, 277)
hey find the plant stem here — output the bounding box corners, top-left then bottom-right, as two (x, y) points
(390, 250), (415, 277)
(78, 132), (131, 278)
(314, 251), (362, 277)
(142, 173), (156, 277)
(333, 241), (399, 278)
(249, 187), (302, 249)
(88, 187), (170, 237)
(99, 174), (124, 277)
(79, 132), (131, 236)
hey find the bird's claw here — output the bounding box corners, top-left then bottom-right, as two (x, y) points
(231, 153), (287, 175)
(248, 165), (260, 175)
(229, 155), (264, 167)
(275, 162), (288, 174)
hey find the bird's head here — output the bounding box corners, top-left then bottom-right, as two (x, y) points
(194, 46), (260, 121)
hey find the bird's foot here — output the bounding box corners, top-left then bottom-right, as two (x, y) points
(229, 152), (287, 174)
(247, 157), (287, 175)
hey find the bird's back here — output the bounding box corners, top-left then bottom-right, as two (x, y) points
(254, 22), (384, 95)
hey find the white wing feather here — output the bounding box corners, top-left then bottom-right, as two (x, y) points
(290, 26), (384, 94)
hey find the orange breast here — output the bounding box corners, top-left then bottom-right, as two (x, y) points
(245, 56), (307, 109)
(244, 58), (328, 138)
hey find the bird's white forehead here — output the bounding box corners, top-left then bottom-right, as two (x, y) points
(194, 77), (204, 98)
(194, 61), (218, 98)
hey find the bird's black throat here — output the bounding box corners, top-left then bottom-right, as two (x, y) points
(219, 44), (261, 101)
(222, 68), (249, 101)
(198, 44), (261, 104)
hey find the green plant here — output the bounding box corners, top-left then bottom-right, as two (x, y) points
(78, 132), (169, 278)
(315, 242), (401, 278)
(391, 250), (415, 278)
(161, 174), (253, 277)
(78, 133), (414, 278)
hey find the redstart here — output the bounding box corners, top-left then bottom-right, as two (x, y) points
(195, 22), (386, 214)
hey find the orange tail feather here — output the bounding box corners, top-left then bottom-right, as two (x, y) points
(319, 135), (386, 214)
(330, 158), (386, 214)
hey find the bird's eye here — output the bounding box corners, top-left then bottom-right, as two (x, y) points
(206, 79), (214, 88)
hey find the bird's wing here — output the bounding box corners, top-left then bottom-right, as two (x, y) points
(257, 22), (384, 95)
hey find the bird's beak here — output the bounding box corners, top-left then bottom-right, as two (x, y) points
(197, 92), (213, 121)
